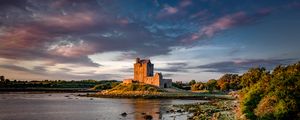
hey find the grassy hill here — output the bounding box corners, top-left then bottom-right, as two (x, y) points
(87, 83), (233, 99)
(102, 83), (166, 94)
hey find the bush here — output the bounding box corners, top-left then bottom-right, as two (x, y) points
(206, 79), (218, 93)
(217, 74), (240, 91)
(239, 62), (300, 119)
(241, 83), (264, 119)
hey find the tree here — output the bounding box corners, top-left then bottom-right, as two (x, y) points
(191, 82), (205, 91)
(189, 80), (196, 86)
(4, 79), (10, 84)
(206, 79), (218, 93)
(239, 62), (300, 119)
(0, 76), (4, 82)
(217, 74), (240, 91)
(240, 67), (267, 88)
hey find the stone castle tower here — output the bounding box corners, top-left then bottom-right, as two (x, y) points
(134, 58), (154, 82)
(123, 58), (172, 88)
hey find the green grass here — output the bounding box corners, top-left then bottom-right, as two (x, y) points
(107, 83), (166, 93)
(86, 83), (236, 99)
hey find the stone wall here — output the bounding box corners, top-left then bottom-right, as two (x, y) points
(143, 73), (160, 87)
(123, 58), (172, 88)
(161, 79), (172, 88)
(133, 59), (154, 83)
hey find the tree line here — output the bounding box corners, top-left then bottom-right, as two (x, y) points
(183, 61), (300, 119)
(0, 78), (120, 90)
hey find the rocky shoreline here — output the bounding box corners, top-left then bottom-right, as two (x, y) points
(85, 92), (235, 100)
(167, 99), (238, 120)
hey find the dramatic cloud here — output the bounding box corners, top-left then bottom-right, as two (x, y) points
(201, 12), (246, 37)
(37, 11), (97, 30)
(182, 8), (273, 42)
(0, 0), (299, 80)
(48, 40), (96, 58)
(195, 58), (297, 73)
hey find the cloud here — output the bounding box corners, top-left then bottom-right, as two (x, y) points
(0, 0), (30, 10)
(119, 68), (134, 73)
(156, 0), (193, 19)
(162, 73), (174, 77)
(285, 1), (300, 9)
(194, 58), (297, 73)
(0, 63), (121, 80)
(0, 0), (183, 67)
(47, 40), (96, 58)
(189, 10), (209, 19)
(0, 8), (105, 66)
(0, 64), (31, 72)
(183, 11), (247, 42)
(179, 0), (192, 8)
(0, 0), (298, 81)
(201, 12), (246, 37)
(33, 66), (47, 72)
(37, 11), (96, 30)
(0, 25), (100, 67)
(59, 68), (72, 72)
(167, 62), (188, 66)
(182, 9), (273, 42)
(156, 62), (188, 73)
(165, 6), (178, 14)
(156, 6), (179, 18)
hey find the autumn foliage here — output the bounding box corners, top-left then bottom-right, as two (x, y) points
(188, 61), (300, 119)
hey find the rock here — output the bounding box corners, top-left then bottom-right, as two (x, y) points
(143, 115), (153, 120)
(188, 108), (197, 113)
(176, 109), (182, 113)
(170, 109), (175, 113)
(121, 112), (127, 117)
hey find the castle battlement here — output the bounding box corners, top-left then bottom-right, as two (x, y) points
(123, 58), (172, 88)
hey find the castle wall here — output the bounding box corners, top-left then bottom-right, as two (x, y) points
(134, 63), (143, 82)
(134, 60), (154, 83)
(124, 58), (172, 88)
(160, 79), (172, 88)
(144, 77), (159, 87)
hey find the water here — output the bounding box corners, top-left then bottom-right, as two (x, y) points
(0, 93), (207, 120)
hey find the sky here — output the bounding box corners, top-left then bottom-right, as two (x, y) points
(0, 0), (300, 82)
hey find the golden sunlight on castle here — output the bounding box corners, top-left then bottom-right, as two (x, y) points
(123, 58), (172, 88)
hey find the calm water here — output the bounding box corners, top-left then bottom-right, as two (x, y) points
(0, 93), (207, 120)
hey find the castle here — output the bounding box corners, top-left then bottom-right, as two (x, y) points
(123, 58), (172, 88)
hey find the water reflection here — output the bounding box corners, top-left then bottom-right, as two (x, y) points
(0, 93), (206, 120)
(128, 99), (165, 119)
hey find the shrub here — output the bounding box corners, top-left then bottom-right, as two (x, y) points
(239, 62), (300, 119)
(240, 82), (264, 119)
(191, 82), (205, 91)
